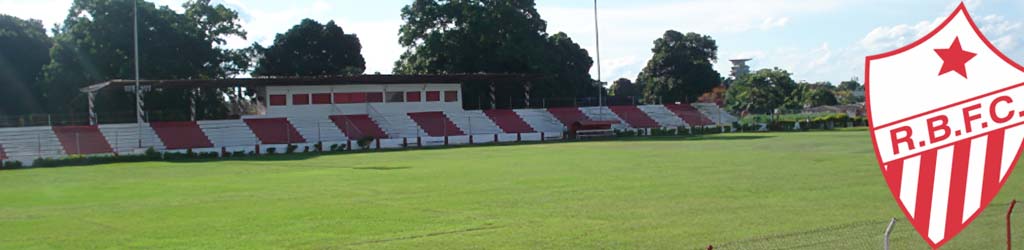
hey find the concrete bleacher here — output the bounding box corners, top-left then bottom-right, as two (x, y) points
(0, 144), (5, 161)
(608, 105), (660, 128)
(691, 102), (738, 125)
(578, 106), (628, 130)
(150, 121), (215, 150)
(52, 125), (114, 155)
(287, 117), (348, 143)
(0, 126), (64, 163)
(329, 114), (387, 139)
(445, 110), (503, 135)
(638, 105), (688, 128)
(665, 103), (715, 127)
(372, 112), (427, 138)
(199, 119), (261, 148)
(408, 111), (465, 136)
(514, 109), (564, 133)
(484, 109), (535, 133)
(99, 123), (165, 153)
(244, 118), (306, 144)
(546, 107), (590, 127)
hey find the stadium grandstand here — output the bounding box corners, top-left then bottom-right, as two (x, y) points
(0, 74), (735, 165)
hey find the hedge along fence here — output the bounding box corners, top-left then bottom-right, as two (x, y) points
(740, 113), (868, 131)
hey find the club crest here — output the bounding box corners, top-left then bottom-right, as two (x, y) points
(866, 3), (1024, 248)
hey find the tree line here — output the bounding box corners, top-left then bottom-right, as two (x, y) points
(0, 0), (857, 120)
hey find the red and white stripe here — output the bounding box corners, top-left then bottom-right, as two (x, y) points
(883, 127), (1024, 245)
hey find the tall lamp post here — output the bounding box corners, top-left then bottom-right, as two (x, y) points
(593, 0), (602, 108)
(134, 0), (142, 148)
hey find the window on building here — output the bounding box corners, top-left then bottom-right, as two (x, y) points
(406, 91), (421, 102)
(425, 91), (440, 102)
(269, 95), (287, 106)
(444, 91), (459, 102)
(292, 94), (310, 105)
(333, 93), (350, 104)
(386, 91), (404, 102)
(367, 92), (384, 103)
(312, 93), (331, 104)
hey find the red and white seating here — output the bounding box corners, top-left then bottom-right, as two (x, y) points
(515, 108), (564, 132)
(244, 118), (306, 144)
(199, 119), (260, 149)
(445, 110), (503, 135)
(330, 114), (388, 139)
(0, 144), (7, 161)
(665, 103), (715, 127)
(287, 116), (348, 144)
(608, 105), (660, 128)
(484, 109), (535, 133)
(408, 111), (465, 136)
(691, 102), (738, 125)
(150, 121), (215, 150)
(52, 125), (114, 155)
(99, 123), (165, 153)
(578, 106), (627, 129)
(637, 105), (687, 128)
(546, 107), (590, 127)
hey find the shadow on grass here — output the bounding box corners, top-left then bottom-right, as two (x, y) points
(352, 166), (412, 171)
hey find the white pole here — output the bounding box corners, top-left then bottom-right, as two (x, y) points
(133, 0), (143, 148)
(593, 0), (602, 108)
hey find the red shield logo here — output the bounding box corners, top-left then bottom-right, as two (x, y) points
(866, 3), (1024, 248)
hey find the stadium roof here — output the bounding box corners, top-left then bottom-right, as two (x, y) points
(81, 74), (545, 93)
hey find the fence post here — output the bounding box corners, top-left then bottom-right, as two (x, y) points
(1008, 200), (1018, 250)
(883, 217), (896, 250)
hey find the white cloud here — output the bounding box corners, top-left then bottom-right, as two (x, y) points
(0, 0), (71, 32)
(760, 17), (790, 30)
(541, 0), (854, 82)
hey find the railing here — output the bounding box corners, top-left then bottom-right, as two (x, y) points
(365, 103), (398, 138)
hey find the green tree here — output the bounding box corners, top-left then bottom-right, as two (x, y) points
(794, 82), (838, 108)
(0, 15), (52, 116)
(253, 19), (365, 76)
(725, 68), (797, 114)
(838, 78), (862, 91)
(637, 30), (721, 103)
(394, 0), (596, 108)
(609, 78), (641, 99)
(41, 0), (247, 120)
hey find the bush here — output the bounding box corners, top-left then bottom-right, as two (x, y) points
(2, 160), (23, 169)
(284, 144), (298, 154)
(329, 144), (339, 151)
(266, 147), (277, 155)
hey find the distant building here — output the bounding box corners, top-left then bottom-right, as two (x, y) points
(729, 59), (752, 79)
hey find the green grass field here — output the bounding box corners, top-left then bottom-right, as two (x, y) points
(3, 129), (1024, 249)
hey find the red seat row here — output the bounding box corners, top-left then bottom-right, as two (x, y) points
(664, 104), (715, 126)
(608, 105), (660, 128)
(483, 109), (534, 133)
(0, 144), (7, 160)
(150, 121), (214, 150)
(407, 112), (465, 136)
(330, 115), (388, 139)
(52, 125), (114, 155)
(244, 118), (306, 144)
(546, 107), (590, 127)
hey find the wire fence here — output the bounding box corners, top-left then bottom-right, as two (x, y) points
(708, 201), (1023, 249)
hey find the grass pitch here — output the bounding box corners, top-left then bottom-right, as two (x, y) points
(2, 129), (1023, 249)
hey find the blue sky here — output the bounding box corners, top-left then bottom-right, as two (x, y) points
(3, 0), (1024, 85)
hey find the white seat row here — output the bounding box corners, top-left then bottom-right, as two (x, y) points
(445, 110), (503, 135)
(691, 103), (738, 125)
(287, 117), (348, 143)
(198, 120), (260, 148)
(579, 106), (630, 130)
(515, 109), (564, 133)
(638, 105), (688, 128)
(98, 123), (165, 153)
(0, 126), (65, 163)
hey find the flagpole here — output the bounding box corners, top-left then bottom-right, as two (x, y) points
(134, 0), (142, 148)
